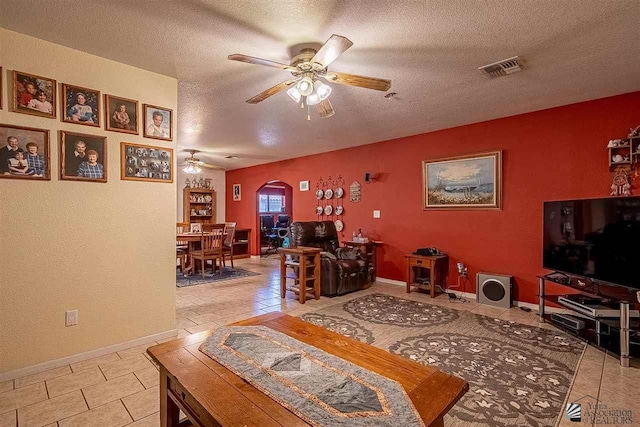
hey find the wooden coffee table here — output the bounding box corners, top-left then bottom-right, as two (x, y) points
(147, 312), (468, 427)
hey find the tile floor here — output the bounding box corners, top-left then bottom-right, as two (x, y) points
(1, 257), (638, 426)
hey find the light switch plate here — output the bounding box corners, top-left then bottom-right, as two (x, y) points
(373, 210), (381, 218)
(65, 310), (78, 327)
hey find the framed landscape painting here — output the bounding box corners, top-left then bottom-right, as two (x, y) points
(0, 123), (50, 180)
(12, 70), (56, 118)
(121, 142), (173, 183)
(422, 150), (502, 210)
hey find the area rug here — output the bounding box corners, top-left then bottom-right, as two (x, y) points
(199, 326), (425, 426)
(300, 294), (586, 427)
(176, 267), (260, 287)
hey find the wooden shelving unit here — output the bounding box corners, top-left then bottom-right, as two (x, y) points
(183, 188), (216, 224)
(608, 136), (640, 171)
(232, 228), (251, 259)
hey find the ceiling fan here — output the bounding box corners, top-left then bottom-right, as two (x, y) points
(228, 34), (391, 120)
(180, 149), (223, 173)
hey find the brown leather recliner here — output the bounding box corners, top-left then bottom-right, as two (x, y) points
(288, 221), (369, 296)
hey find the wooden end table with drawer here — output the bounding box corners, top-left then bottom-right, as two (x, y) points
(404, 254), (449, 298)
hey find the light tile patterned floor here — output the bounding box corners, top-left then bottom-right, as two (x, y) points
(1, 257), (638, 426)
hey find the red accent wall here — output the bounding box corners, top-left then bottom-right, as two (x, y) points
(226, 91), (640, 303)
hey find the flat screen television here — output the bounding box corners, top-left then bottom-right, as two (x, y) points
(543, 197), (640, 290)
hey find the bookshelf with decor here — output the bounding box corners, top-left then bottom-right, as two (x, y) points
(183, 188), (216, 224)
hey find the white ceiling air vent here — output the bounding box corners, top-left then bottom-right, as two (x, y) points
(478, 56), (522, 78)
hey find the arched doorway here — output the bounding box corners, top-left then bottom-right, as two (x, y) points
(256, 181), (293, 256)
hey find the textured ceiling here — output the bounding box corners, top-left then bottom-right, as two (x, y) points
(1, 0), (639, 170)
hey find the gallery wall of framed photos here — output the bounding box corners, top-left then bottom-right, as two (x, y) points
(0, 27), (179, 375)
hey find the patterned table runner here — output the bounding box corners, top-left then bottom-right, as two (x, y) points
(199, 326), (425, 427)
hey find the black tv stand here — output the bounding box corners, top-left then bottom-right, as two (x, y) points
(538, 273), (639, 367)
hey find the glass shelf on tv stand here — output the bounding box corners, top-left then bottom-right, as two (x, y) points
(537, 274), (639, 367)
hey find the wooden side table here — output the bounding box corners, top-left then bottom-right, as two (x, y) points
(404, 254), (449, 298)
(278, 246), (321, 304)
(343, 240), (383, 282)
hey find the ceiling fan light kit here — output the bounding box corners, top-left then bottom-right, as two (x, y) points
(228, 34), (391, 120)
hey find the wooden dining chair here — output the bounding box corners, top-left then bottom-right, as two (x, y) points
(222, 222), (237, 269)
(190, 224), (225, 277)
(176, 222), (190, 273)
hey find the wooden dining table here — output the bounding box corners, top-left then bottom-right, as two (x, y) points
(177, 232), (225, 275)
(148, 312), (469, 427)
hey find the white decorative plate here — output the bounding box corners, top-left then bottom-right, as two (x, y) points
(324, 205), (333, 215)
(335, 205), (344, 215)
(204, 195), (212, 202)
(334, 187), (344, 198)
(324, 189), (333, 199)
(316, 206), (323, 215)
(316, 189), (324, 199)
(335, 219), (344, 232)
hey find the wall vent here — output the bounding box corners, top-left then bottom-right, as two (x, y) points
(478, 56), (523, 78)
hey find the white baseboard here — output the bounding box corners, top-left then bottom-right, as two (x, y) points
(375, 277), (405, 286)
(0, 328), (177, 383)
(375, 277), (564, 313)
(250, 255), (261, 260)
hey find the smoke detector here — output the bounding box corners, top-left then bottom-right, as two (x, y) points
(478, 56), (523, 78)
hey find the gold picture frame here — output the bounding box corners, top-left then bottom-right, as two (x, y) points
(422, 150), (502, 210)
(60, 131), (107, 183)
(12, 70), (57, 119)
(105, 94), (139, 135)
(143, 104), (173, 141)
(121, 142), (173, 183)
(61, 83), (101, 128)
(0, 123), (51, 180)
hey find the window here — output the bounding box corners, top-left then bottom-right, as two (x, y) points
(259, 194), (284, 213)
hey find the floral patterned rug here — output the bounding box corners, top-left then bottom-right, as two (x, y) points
(300, 293), (585, 427)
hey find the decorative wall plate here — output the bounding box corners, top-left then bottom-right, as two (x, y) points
(316, 189), (324, 199)
(335, 219), (344, 232)
(335, 187), (344, 198)
(204, 195), (212, 202)
(316, 206), (323, 215)
(324, 205), (333, 215)
(335, 205), (344, 215)
(324, 189), (333, 199)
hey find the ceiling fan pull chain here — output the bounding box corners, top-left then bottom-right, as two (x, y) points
(307, 103), (311, 121)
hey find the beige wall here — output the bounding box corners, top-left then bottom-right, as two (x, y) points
(0, 28), (177, 374)
(176, 168), (225, 223)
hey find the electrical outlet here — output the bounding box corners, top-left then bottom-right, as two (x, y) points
(373, 210), (381, 218)
(65, 310), (78, 327)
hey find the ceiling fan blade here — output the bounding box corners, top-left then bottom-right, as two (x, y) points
(317, 99), (335, 119)
(228, 54), (297, 72)
(246, 80), (296, 104)
(324, 72), (391, 91)
(311, 34), (353, 68)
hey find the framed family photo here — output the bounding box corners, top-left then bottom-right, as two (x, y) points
(422, 150), (502, 210)
(12, 70), (56, 118)
(121, 142), (173, 183)
(62, 84), (100, 127)
(233, 184), (241, 201)
(60, 131), (107, 183)
(0, 123), (50, 180)
(105, 94), (138, 134)
(143, 104), (172, 141)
